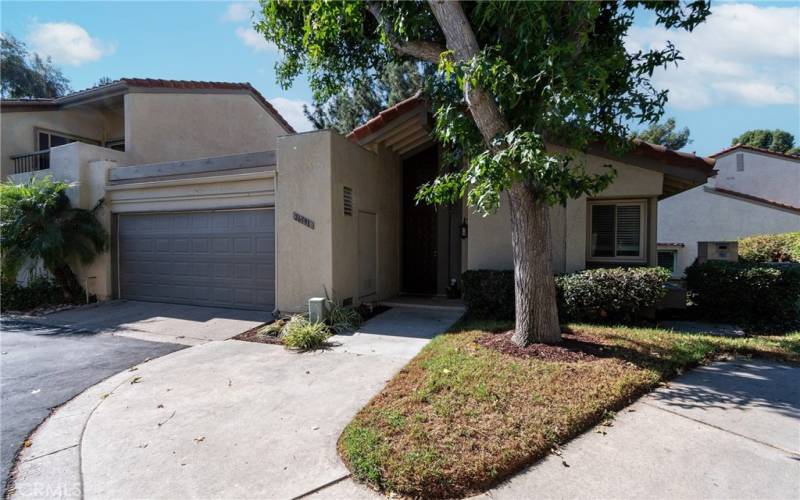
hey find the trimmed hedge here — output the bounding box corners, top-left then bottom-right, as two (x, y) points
(739, 232), (800, 263)
(461, 267), (671, 323)
(685, 260), (800, 329)
(556, 267), (670, 322)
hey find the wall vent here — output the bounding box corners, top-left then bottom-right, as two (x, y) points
(736, 153), (744, 172)
(343, 186), (353, 216)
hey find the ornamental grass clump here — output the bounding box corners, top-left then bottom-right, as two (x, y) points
(281, 315), (332, 351)
(327, 301), (362, 334)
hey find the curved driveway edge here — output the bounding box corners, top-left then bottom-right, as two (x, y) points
(9, 306), (463, 499)
(9, 348), (182, 499)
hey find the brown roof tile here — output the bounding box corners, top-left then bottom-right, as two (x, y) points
(710, 187), (800, 214)
(0, 78), (296, 134)
(347, 93), (425, 141)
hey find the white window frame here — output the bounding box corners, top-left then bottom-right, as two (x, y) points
(586, 199), (648, 264)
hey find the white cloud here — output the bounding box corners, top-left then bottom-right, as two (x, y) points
(27, 22), (114, 66)
(222, 2), (255, 22)
(269, 97), (315, 132)
(626, 3), (799, 109)
(235, 26), (276, 53)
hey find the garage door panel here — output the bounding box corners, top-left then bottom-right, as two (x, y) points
(118, 210), (275, 310)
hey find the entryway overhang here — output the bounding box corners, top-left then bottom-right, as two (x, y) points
(347, 94), (435, 157)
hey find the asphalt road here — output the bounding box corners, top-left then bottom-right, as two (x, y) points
(0, 318), (184, 492)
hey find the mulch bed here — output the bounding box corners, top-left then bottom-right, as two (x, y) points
(475, 330), (614, 362)
(233, 325), (283, 345)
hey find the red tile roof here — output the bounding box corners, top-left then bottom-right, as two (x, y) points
(629, 139), (716, 174)
(0, 78), (295, 134)
(710, 187), (800, 214)
(347, 95), (715, 177)
(347, 92), (425, 141)
(710, 143), (800, 161)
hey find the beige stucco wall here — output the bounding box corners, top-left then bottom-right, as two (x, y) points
(124, 92), (288, 165)
(467, 152), (664, 273)
(275, 130), (402, 313)
(275, 131), (335, 313)
(329, 133), (401, 305)
(1, 107), (123, 179)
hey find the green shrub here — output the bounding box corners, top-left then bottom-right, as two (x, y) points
(555, 267), (671, 323)
(281, 315), (332, 351)
(1, 276), (65, 311)
(327, 301), (362, 334)
(685, 261), (800, 330)
(739, 232), (800, 263)
(461, 270), (515, 319)
(461, 267), (671, 323)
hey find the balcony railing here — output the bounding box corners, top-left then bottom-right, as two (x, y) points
(11, 150), (50, 174)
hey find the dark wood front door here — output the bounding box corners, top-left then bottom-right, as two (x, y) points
(402, 147), (438, 294)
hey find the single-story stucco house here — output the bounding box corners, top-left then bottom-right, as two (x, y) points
(1, 78), (715, 314)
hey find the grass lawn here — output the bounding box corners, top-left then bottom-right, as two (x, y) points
(338, 319), (800, 498)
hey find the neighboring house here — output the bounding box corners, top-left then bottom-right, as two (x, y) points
(658, 144), (800, 276)
(1, 85), (714, 314)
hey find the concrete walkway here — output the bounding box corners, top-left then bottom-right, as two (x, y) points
(489, 358), (800, 499)
(10, 305), (462, 499)
(31, 300), (271, 345)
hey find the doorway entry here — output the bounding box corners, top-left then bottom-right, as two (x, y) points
(401, 146), (438, 294)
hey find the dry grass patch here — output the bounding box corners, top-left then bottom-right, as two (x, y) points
(338, 320), (800, 498)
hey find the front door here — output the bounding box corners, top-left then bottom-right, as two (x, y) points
(402, 147), (438, 294)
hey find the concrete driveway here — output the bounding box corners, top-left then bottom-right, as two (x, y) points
(0, 318), (182, 493)
(33, 300), (271, 345)
(10, 305), (464, 499)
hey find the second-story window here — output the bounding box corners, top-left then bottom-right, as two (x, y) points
(36, 130), (99, 152)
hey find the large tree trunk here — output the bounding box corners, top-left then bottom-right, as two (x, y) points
(508, 183), (561, 344)
(427, 0), (562, 344)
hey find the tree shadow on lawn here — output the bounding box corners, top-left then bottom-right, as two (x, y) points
(471, 323), (800, 420)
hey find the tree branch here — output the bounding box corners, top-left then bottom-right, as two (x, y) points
(367, 2), (444, 63)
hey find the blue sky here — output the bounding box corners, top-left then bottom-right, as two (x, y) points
(2, 1), (798, 156)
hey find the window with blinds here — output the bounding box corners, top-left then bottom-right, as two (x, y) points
(589, 200), (646, 261)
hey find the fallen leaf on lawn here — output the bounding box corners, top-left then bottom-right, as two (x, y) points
(131, 377), (142, 384)
(194, 436), (205, 443)
(23, 440), (31, 448)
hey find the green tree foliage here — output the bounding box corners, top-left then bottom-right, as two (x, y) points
(0, 177), (107, 301)
(732, 129), (796, 154)
(304, 61), (431, 134)
(255, 1), (709, 344)
(631, 117), (691, 150)
(1, 34), (71, 98)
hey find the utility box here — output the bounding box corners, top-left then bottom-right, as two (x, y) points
(697, 241), (738, 264)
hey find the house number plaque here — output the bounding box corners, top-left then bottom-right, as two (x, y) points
(293, 212), (315, 229)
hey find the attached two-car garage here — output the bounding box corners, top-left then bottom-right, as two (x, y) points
(117, 209), (275, 311)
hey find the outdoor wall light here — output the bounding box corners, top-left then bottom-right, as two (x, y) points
(460, 218), (468, 239)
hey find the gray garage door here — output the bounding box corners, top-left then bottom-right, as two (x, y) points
(118, 209), (275, 310)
